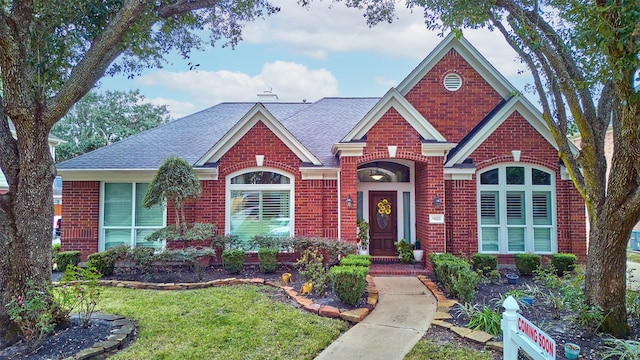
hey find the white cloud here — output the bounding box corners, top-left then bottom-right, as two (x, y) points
(144, 97), (199, 120)
(135, 61), (338, 117)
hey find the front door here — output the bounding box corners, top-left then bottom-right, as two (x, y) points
(369, 191), (397, 256)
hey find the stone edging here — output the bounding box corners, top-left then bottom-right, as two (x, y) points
(61, 313), (135, 360)
(416, 275), (503, 353)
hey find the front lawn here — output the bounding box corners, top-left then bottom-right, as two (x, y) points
(97, 285), (347, 359)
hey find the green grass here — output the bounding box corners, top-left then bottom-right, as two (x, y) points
(97, 285), (347, 360)
(405, 339), (495, 360)
(628, 251), (640, 264)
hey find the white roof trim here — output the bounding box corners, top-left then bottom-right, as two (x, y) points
(422, 142), (457, 157)
(58, 168), (219, 182)
(444, 167), (475, 180)
(444, 96), (561, 167)
(397, 32), (515, 99)
(196, 103), (322, 166)
(300, 167), (339, 180)
(331, 142), (366, 157)
(341, 88), (447, 142)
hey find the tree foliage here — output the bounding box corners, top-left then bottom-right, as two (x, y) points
(52, 90), (171, 161)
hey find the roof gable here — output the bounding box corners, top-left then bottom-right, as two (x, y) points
(445, 96), (562, 167)
(196, 103), (322, 166)
(340, 88), (447, 143)
(397, 32), (515, 99)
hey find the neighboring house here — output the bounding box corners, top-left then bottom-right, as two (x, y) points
(57, 34), (587, 264)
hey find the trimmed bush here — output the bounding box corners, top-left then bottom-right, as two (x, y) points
(514, 254), (541, 275)
(222, 249), (245, 274)
(55, 251), (81, 272)
(258, 248), (279, 273)
(551, 253), (577, 276)
(340, 255), (371, 268)
(429, 253), (480, 303)
(471, 253), (497, 276)
(86, 251), (116, 276)
(329, 265), (368, 306)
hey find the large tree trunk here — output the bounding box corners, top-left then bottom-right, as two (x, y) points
(0, 121), (56, 343)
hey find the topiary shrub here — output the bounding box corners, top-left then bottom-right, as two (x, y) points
(258, 247), (279, 273)
(55, 251), (81, 272)
(551, 253), (577, 276)
(222, 249), (245, 274)
(339, 255), (371, 268)
(514, 253), (541, 275)
(86, 251), (116, 276)
(329, 265), (368, 306)
(471, 253), (497, 276)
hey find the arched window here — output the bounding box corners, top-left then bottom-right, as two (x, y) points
(227, 169), (293, 246)
(357, 161), (410, 183)
(477, 165), (555, 254)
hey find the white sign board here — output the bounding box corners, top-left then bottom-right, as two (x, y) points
(502, 296), (556, 360)
(429, 214), (444, 224)
(516, 314), (556, 359)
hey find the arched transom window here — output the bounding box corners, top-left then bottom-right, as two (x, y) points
(227, 169), (293, 246)
(477, 165), (556, 254)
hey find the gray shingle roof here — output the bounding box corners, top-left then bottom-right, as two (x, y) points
(57, 97), (380, 170)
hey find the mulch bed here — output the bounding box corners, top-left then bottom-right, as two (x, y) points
(431, 270), (640, 360)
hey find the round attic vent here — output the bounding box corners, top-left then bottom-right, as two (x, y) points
(443, 73), (462, 91)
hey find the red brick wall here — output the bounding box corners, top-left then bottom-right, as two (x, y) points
(61, 181), (100, 260)
(445, 111), (587, 262)
(404, 49), (504, 143)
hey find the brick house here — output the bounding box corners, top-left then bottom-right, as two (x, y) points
(57, 34), (587, 264)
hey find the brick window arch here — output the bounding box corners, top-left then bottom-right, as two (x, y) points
(477, 164), (556, 254)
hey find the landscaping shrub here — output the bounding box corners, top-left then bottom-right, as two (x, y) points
(329, 265), (368, 306)
(258, 247), (279, 273)
(51, 243), (61, 262)
(514, 253), (541, 275)
(55, 251), (80, 272)
(339, 255), (371, 268)
(4, 280), (55, 348)
(251, 236), (288, 251)
(222, 249), (245, 274)
(429, 253), (480, 303)
(291, 237), (356, 264)
(295, 249), (330, 295)
(551, 253), (576, 276)
(86, 251), (116, 276)
(471, 253), (497, 276)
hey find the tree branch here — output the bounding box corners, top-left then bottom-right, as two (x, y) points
(157, 0), (221, 18)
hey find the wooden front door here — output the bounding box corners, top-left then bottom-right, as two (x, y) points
(368, 191), (397, 256)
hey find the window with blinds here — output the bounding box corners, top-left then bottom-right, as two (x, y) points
(477, 166), (555, 254)
(102, 183), (164, 251)
(228, 170), (293, 247)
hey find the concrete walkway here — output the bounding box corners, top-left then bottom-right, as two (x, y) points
(314, 277), (437, 360)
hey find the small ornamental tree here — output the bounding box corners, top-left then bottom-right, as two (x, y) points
(143, 156), (214, 247)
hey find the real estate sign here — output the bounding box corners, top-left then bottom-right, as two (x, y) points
(516, 314), (556, 359)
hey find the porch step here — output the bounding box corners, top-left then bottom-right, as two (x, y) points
(368, 256), (431, 276)
(369, 256), (401, 264)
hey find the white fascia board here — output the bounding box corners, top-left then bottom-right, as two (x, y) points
(397, 33), (514, 99)
(300, 167), (339, 180)
(196, 104), (321, 166)
(58, 168), (218, 182)
(342, 88), (447, 142)
(444, 167), (475, 180)
(331, 142), (366, 157)
(445, 97), (559, 167)
(422, 142), (457, 157)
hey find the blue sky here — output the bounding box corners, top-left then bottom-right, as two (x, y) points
(99, 1), (535, 119)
